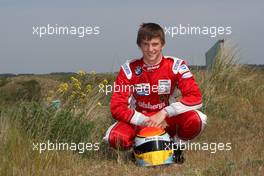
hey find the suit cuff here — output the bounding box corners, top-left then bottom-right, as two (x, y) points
(130, 111), (148, 126)
(164, 102), (202, 117)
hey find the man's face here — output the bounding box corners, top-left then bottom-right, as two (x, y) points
(139, 37), (164, 63)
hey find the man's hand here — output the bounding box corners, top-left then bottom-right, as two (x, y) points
(144, 109), (168, 128)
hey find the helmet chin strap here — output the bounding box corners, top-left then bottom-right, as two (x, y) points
(172, 136), (189, 146)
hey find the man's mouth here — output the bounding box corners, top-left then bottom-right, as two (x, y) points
(147, 53), (156, 57)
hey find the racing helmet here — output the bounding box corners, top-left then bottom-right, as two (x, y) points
(133, 127), (174, 166)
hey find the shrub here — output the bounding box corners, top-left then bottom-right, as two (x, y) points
(16, 80), (41, 101)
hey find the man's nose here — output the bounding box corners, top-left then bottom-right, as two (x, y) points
(147, 45), (154, 52)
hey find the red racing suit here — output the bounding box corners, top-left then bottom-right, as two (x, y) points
(110, 55), (203, 125)
(104, 56), (207, 149)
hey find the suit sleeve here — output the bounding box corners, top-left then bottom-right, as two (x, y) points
(164, 61), (203, 117)
(110, 67), (147, 125)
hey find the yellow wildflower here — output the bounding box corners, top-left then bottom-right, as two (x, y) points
(70, 76), (79, 83)
(69, 94), (75, 99)
(78, 70), (86, 77)
(70, 77), (81, 90)
(74, 82), (81, 90)
(85, 84), (92, 93)
(97, 102), (102, 106)
(48, 90), (54, 95)
(46, 90), (54, 100)
(98, 83), (104, 89)
(46, 96), (53, 102)
(80, 92), (86, 98)
(58, 83), (69, 93)
(102, 79), (108, 85)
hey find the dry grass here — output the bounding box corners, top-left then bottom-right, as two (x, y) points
(1, 47), (264, 175)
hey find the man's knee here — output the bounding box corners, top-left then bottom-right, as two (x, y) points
(195, 110), (207, 132)
(103, 122), (136, 150)
(177, 110), (207, 140)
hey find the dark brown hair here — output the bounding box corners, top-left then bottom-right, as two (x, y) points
(137, 23), (165, 46)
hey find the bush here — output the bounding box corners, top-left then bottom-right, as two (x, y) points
(0, 79), (42, 103)
(0, 77), (10, 87)
(198, 44), (259, 119)
(16, 80), (41, 101)
(14, 102), (95, 145)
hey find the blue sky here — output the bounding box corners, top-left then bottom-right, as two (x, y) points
(0, 0), (263, 74)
